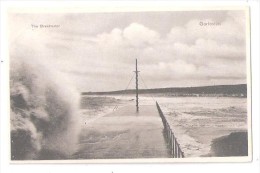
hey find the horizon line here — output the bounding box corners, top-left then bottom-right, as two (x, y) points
(82, 83), (247, 94)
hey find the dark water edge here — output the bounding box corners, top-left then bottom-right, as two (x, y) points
(35, 149), (69, 160)
(11, 130), (68, 160)
(203, 131), (248, 157)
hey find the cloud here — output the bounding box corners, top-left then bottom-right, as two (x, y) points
(167, 11), (245, 45)
(9, 11), (247, 91)
(158, 60), (197, 77)
(96, 28), (124, 47)
(123, 23), (160, 47)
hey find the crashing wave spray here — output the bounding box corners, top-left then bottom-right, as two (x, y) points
(10, 58), (80, 160)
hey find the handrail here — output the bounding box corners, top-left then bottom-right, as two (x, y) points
(156, 101), (185, 158)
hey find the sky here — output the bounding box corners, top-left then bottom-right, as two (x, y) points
(8, 10), (247, 92)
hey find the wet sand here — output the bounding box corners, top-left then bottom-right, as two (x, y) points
(74, 104), (170, 159)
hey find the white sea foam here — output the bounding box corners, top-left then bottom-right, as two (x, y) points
(156, 96), (247, 157)
(10, 56), (80, 159)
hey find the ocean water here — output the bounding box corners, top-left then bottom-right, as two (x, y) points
(10, 71), (247, 160)
(155, 96), (247, 157)
(10, 60), (81, 160)
(79, 95), (247, 158)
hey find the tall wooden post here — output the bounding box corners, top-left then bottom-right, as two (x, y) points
(134, 59), (139, 112)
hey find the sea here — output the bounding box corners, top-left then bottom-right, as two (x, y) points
(80, 95), (247, 157)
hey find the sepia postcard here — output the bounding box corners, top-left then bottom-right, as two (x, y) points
(7, 5), (251, 163)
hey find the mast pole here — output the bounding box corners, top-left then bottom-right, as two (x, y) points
(135, 59), (139, 112)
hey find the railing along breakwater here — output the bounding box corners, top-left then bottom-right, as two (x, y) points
(156, 102), (185, 158)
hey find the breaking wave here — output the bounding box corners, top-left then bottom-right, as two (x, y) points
(10, 58), (80, 160)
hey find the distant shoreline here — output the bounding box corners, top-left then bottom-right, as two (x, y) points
(82, 84), (247, 98)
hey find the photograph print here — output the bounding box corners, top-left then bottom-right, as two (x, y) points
(8, 7), (251, 161)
